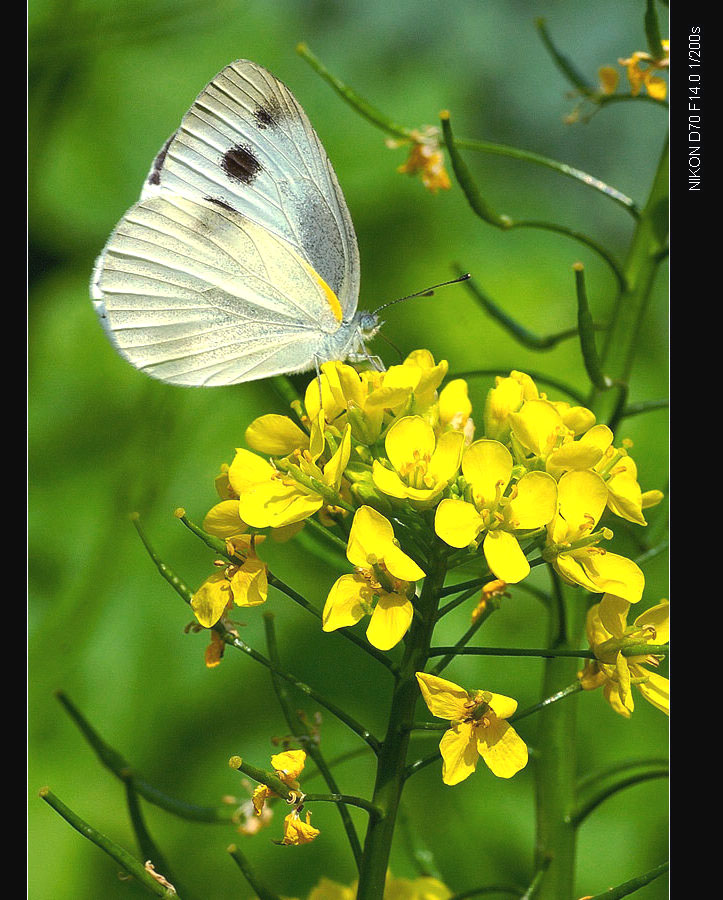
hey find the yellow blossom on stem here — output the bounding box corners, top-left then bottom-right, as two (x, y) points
(579, 594), (669, 717)
(252, 750), (307, 817)
(544, 470), (644, 602)
(372, 415), (464, 505)
(229, 414), (351, 528)
(280, 809), (320, 845)
(323, 506), (424, 650)
(392, 127), (451, 193)
(435, 439), (557, 582)
(619, 40), (669, 99)
(191, 537), (269, 628)
(416, 672), (527, 783)
(597, 65), (620, 95)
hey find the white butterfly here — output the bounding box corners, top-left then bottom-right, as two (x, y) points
(91, 60), (380, 386)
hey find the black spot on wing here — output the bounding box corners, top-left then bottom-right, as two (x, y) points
(147, 132), (176, 186)
(221, 144), (262, 185)
(254, 106), (274, 129)
(205, 196), (235, 213)
(253, 96), (282, 129)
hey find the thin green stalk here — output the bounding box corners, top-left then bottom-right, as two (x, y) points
(535, 18), (594, 96)
(227, 843), (281, 900)
(454, 139), (638, 217)
(618, 398), (668, 419)
(569, 765), (669, 826)
(588, 138), (668, 421)
(574, 263), (613, 390)
(459, 269), (606, 351)
(533, 578), (587, 900)
(583, 861), (668, 899)
(427, 645), (667, 661)
(228, 758), (382, 819)
(39, 789), (178, 898)
(644, 0), (665, 61)
(356, 547), (448, 898)
(264, 612), (364, 869)
(124, 780), (178, 894)
(56, 691), (235, 824)
(429, 593), (503, 675)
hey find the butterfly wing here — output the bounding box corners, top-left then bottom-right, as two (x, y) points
(140, 59), (360, 321)
(92, 194), (350, 386)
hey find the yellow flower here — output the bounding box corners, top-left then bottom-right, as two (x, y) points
(191, 537), (269, 628)
(435, 439), (557, 583)
(385, 874), (452, 900)
(308, 878), (356, 900)
(598, 65), (619, 95)
(372, 415), (464, 505)
(281, 809), (320, 845)
(619, 40), (669, 100)
(483, 371), (536, 441)
(415, 672), (528, 783)
(393, 127), (451, 193)
(230, 415), (351, 528)
(545, 470), (644, 602)
(323, 506), (425, 650)
(579, 594), (669, 717)
(252, 750), (307, 817)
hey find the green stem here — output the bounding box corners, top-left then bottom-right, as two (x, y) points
(588, 138), (669, 422)
(356, 547), (448, 898)
(569, 765), (669, 826)
(427, 645), (667, 661)
(263, 613), (364, 868)
(39, 789), (178, 898)
(429, 594), (503, 675)
(533, 579), (586, 900)
(583, 861), (668, 899)
(227, 843), (281, 900)
(574, 263), (613, 390)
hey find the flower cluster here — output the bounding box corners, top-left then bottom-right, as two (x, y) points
(193, 354), (661, 654)
(305, 874), (451, 900)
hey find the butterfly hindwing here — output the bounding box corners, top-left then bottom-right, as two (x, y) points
(140, 59), (360, 320)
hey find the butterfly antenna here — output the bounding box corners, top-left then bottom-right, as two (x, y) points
(372, 273), (471, 316)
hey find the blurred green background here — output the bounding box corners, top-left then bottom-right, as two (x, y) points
(29, 1), (668, 898)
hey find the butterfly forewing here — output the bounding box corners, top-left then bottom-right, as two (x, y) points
(92, 194), (347, 386)
(140, 59), (360, 319)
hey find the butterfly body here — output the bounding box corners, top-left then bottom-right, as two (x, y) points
(91, 60), (375, 386)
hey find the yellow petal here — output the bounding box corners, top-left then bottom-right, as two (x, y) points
(509, 399), (564, 458)
(597, 593), (629, 640)
(634, 599), (669, 644)
(477, 717), (528, 778)
(191, 572), (232, 628)
(322, 574), (368, 632)
(238, 479), (323, 529)
(244, 415), (309, 456)
(323, 424), (352, 489)
(546, 442), (604, 478)
(282, 810), (319, 845)
(415, 672), (470, 720)
(428, 430), (465, 484)
(487, 692), (518, 720)
(579, 550), (645, 603)
(556, 470), (608, 537)
(229, 558), (268, 607)
(434, 499), (484, 548)
(637, 671), (669, 714)
(439, 722), (478, 785)
(606, 472), (646, 525)
(483, 377), (524, 441)
(439, 379), (472, 427)
(641, 489), (664, 509)
(202, 500), (248, 539)
(383, 543), (425, 583)
(507, 471), (557, 529)
(372, 460), (410, 499)
(366, 592), (414, 650)
(346, 505), (395, 568)
(228, 448), (276, 495)
(271, 749), (306, 780)
(483, 530), (530, 584)
(385, 416), (436, 473)
(462, 440), (512, 505)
